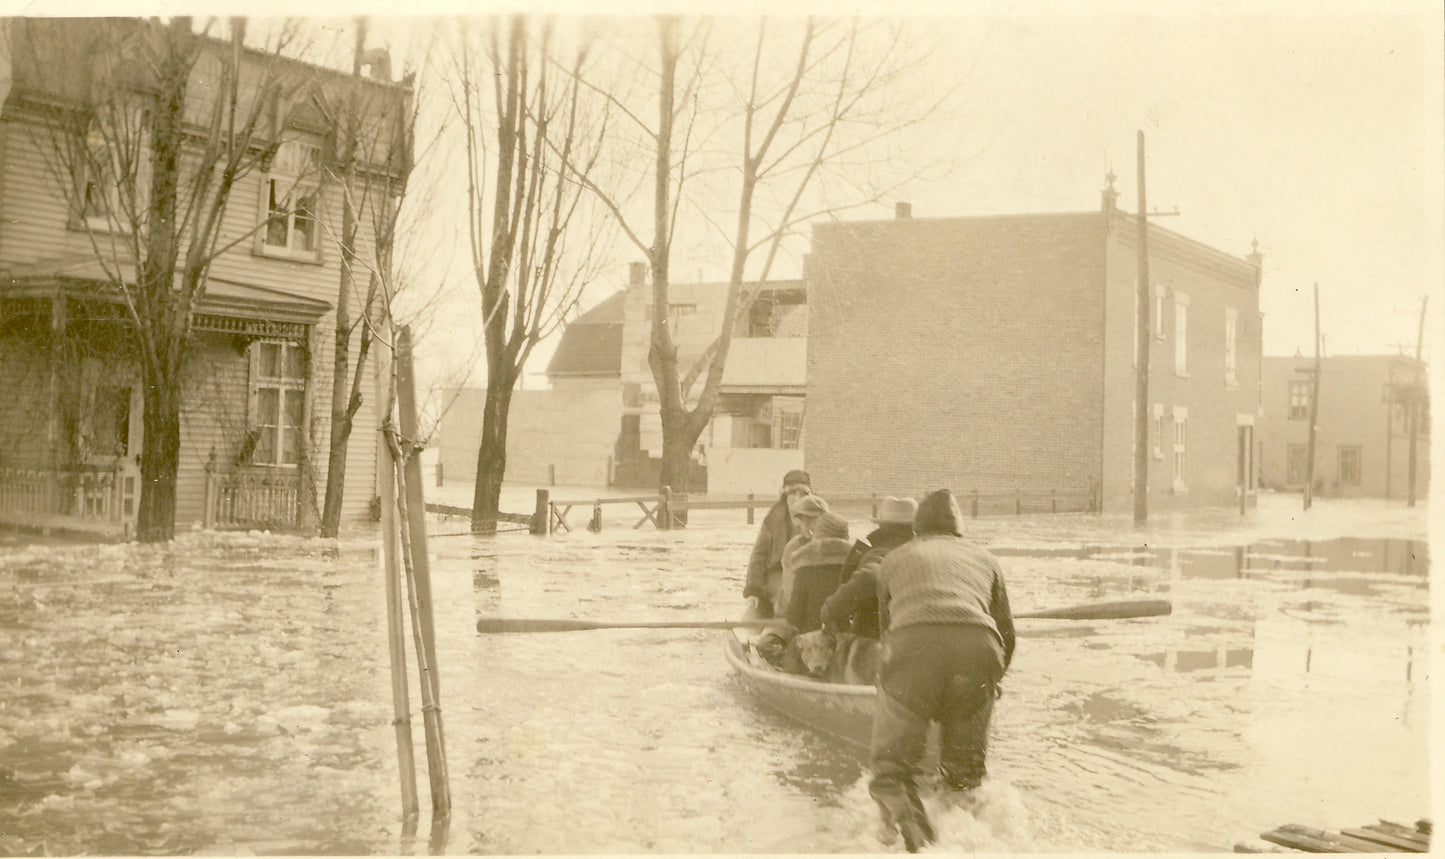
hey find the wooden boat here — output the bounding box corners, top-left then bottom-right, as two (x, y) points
(724, 631), (876, 750)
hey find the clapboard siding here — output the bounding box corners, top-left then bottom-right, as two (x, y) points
(0, 120), (101, 268)
(1, 112), (390, 526)
(175, 336), (250, 526)
(206, 168), (385, 305)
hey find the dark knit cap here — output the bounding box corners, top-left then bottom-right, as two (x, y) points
(814, 512), (849, 541)
(782, 469), (811, 487)
(914, 489), (963, 536)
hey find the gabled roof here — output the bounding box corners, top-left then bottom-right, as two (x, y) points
(546, 290), (625, 378)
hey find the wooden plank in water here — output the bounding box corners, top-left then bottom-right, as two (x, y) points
(1341, 827), (1427, 852)
(1366, 821), (1431, 849)
(1270, 824), (1418, 854)
(1260, 828), (1351, 853)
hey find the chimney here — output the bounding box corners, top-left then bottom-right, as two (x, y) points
(358, 47), (392, 82)
(628, 261), (649, 286)
(895, 202), (912, 219)
(1101, 169), (1118, 213)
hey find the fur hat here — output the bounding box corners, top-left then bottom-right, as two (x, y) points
(782, 469), (811, 488)
(789, 494), (829, 518)
(873, 496), (918, 525)
(814, 511), (850, 541)
(914, 489), (963, 536)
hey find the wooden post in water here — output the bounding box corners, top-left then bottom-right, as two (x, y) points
(396, 326), (441, 701)
(386, 423), (451, 819)
(391, 326), (450, 819)
(746, 494), (754, 525)
(379, 358), (418, 819)
(532, 489), (549, 535)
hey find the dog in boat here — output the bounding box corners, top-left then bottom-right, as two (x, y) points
(795, 630), (880, 685)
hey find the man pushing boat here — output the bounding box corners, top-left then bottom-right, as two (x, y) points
(870, 488), (1016, 852)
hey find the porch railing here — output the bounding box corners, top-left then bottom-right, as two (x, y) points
(204, 466), (299, 531)
(0, 465), (127, 535)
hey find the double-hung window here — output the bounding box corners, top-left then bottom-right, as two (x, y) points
(1288, 380), (1311, 419)
(1171, 406), (1188, 491)
(77, 117), (148, 234)
(1152, 404), (1165, 459)
(250, 342), (306, 467)
(1174, 293), (1189, 376)
(259, 141), (321, 259)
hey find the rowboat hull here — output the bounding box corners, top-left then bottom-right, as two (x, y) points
(724, 633), (876, 750)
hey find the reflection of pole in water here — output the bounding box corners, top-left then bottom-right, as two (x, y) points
(1234, 545), (1246, 578)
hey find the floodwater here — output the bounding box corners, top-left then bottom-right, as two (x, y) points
(0, 493), (1430, 854)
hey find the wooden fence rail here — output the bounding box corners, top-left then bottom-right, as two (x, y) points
(539, 486), (1096, 535)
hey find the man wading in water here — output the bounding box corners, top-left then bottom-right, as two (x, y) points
(870, 489), (1015, 852)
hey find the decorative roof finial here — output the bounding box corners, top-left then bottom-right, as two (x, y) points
(1101, 169), (1119, 212)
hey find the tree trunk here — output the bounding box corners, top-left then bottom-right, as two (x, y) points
(470, 377), (514, 535)
(135, 364), (181, 542)
(320, 412), (351, 536)
(294, 332), (320, 535)
(657, 411), (705, 526)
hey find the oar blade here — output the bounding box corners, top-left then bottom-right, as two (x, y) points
(1016, 598), (1172, 621)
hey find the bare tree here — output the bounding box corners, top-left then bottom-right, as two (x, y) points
(14, 17), (309, 541)
(579, 17), (949, 505)
(314, 20), (420, 538)
(449, 16), (613, 533)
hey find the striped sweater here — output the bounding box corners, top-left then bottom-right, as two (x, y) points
(878, 534), (1016, 668)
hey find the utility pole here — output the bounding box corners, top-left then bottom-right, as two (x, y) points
(1304, 284), (1321, 511)
(1133, 130), (1151, 524)
(1407, 295), (1428, 507)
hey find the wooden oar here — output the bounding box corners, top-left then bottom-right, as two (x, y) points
(475, 598), (1170, 634)
(1014, 598), (1171, 620)
(475, 617), (791, 634)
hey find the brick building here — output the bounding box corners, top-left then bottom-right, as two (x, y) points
(804, 185), (1263, 514)
(1257, 354), (1430, 500)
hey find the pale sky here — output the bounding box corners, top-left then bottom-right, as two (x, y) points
(5, 0), (1442, 377)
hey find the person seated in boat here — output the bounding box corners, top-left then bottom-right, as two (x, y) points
(743, 469), (812, 619)
(775, 494), (831, 620)
(783, 511), (853, 637)
(754, 493), (830, 667)
(869, 489), (1016, 853)
(821, 495), (917, 641)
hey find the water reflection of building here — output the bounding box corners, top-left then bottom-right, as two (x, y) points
(1138, 647), (1254, 672)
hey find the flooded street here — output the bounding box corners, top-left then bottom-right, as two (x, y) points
(0, 493), (1429, 854)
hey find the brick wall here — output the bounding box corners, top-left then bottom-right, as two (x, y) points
(805, 213), (1108, 500)
(435, 381), (622, 489)
(1103, 223), (1262, 512)
(1258, 355), (1429, 499)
